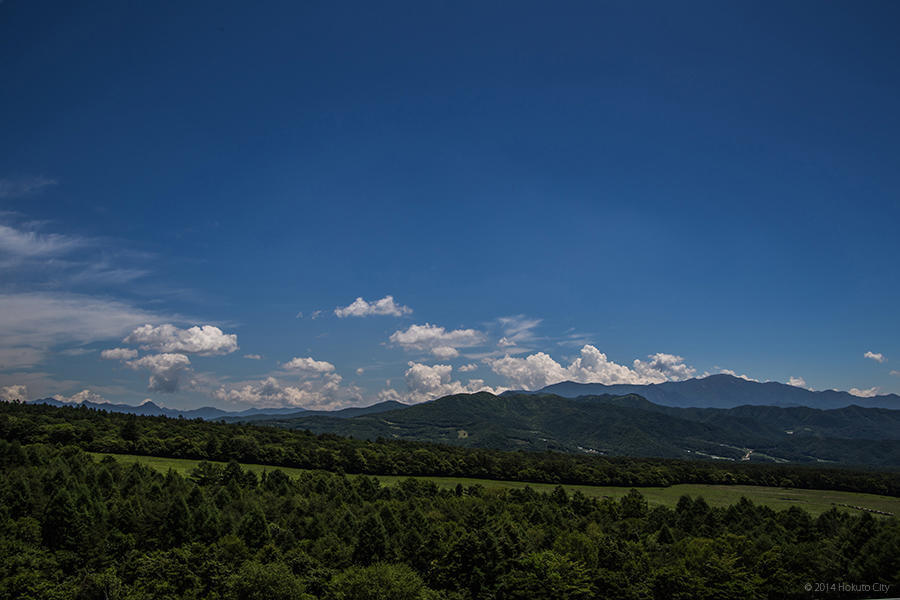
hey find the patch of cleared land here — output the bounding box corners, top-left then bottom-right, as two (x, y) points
(91, 452), (900, 517)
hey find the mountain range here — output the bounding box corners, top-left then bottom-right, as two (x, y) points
(247, 390), (900, 467)
(517, 374), (900, 410)
(25, 398), (404, 421)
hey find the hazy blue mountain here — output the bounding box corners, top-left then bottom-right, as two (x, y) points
(517, 374), (900, 409)
(25, 398), (298, 420)
(25, 397), (404, 421)
(223, 400), (408, 423)
(252, 391), (900, 467)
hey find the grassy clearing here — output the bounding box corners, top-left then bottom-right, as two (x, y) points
(91, 452), (899, 517)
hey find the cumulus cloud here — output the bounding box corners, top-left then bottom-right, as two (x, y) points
(213, 373), (361, 410)
(487, 345), (696, 390)
(459, 363), (478, 372)
(52, 389), (108, 404)
(356, 367), (365, 375)
(848, 387), (879, 398)
(126, 353), (191, 393)
(101, 347), (139, 360)
(431, 346), (460, 360)
(335, 295), (412, 318)
(124, 324), (238, 356)
(282, 356), (335, 374)
(864, 351), (885, 363)
(787, 376), (810, 389)
(892, 370), (900, 377)
(389, 323), (485, 358)
(379, 361), (504, 404)
(0, 384), (28, 402)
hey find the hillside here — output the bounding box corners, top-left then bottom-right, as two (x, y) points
(253, 391), (900, 466)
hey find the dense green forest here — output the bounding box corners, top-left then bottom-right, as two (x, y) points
(2, 440), (899, 599)
(1, 402), (898, 496)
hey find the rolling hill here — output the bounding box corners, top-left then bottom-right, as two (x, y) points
(248, 391), (900, 467)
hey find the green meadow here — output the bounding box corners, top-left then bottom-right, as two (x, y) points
(92, 452), (899, 517)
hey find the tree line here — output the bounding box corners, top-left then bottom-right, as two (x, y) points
(1, 402), (898, 496)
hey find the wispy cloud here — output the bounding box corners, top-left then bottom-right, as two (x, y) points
(0, 223), (86, 259)
(0, 176), (57, 198)
(0, 292), (176, 368)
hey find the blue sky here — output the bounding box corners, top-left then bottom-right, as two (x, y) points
(1, 1), (898, 409)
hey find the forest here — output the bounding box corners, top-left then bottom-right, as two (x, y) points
(0, 402), (898, 599)
(1, 402), (898, 496)
(1, 441), (899, 599)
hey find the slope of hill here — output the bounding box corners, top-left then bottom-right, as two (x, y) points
(252, 391), (900, 466)
(521, 374), (900, 409)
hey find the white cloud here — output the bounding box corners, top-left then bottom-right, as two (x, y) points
(356, 367), (365, 375)
(0, 220), (151, 286)
(335, 295), (412, 318)
(127, 353), (191, 393)
(282, 356), (335, 374)
(101, 347), (139, 361)
(864, 351), (885, 363)
(0, 372), (88, 401)
(380, 361), (505, 404)
(719, 369), (759, 382)
(633, 352), (697, 381)
(0, 384), (28, 402)
(891, 370), (900, 377)
(487, 345), (696, 390)
(124, 324), (238, 356)
(459, 363), (478, 372)
(0, 223), (85, 259)
(389, 323), (485, 358)
(848, 387), (879, 398)
(0, 347), (45, 370)
(495, 315), (542, 351)
(787, 376), (810, 389)
(244, 354), (262, 360)
(0, 292), (171, 368)
(0, 176), (57, 198)
(213, 373), (362, 411)
(431, 346), (460, 360)
(52, 389), (108, 404)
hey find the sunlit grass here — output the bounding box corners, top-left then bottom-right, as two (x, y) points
(91, 452), (899, 517)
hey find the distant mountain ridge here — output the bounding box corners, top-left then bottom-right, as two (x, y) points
(25, 398), (404, 421)
(510, 374), (900, 410)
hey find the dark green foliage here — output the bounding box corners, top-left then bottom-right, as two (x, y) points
(2, 401), (898, 496)
(0, 441), (897, 599)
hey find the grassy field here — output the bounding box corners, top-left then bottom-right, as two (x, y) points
(91, 452), (900, 517)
